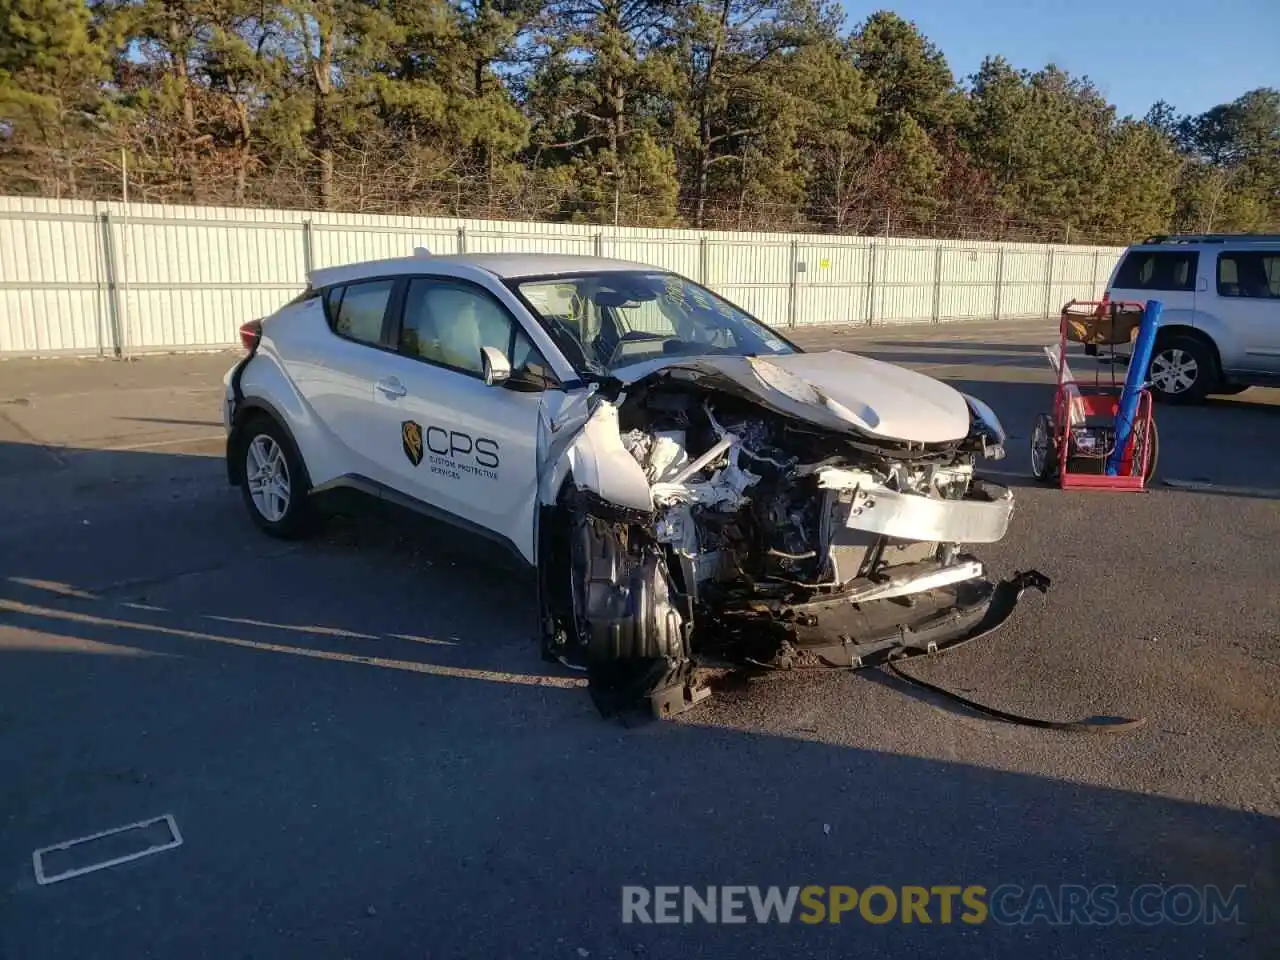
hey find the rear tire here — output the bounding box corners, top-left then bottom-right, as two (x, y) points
(1148, 335), (1215, 405)
(237, 414), (315, 539)
(1133, 416), (1159, 484)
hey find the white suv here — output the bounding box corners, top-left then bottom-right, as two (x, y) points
(1105, 234), (1280, 403)
(223, 252), (1043, 716)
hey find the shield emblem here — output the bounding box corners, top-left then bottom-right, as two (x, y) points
(402, 420), (424, 466)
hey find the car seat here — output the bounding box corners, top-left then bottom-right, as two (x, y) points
(423, 288), (483, 372)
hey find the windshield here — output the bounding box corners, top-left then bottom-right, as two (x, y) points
(511, 270), (797, 376)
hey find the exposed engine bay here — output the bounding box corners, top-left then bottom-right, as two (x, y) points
(538, 357), (1049, 718)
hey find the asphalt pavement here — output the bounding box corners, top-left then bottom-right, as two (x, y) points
(0, 318), (1277, 959)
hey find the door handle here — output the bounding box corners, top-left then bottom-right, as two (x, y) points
(376, 378), (406, 398)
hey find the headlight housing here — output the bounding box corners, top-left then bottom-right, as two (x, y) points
(963, 394), (1006, 459)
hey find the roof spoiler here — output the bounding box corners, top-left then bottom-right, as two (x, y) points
(305, 246), (433, 288)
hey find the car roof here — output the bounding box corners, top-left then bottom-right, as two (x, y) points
(308, 253), (654, 289)
(1127, 234), (1280, 252)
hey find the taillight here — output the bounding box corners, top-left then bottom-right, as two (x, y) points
(239, 319), (263, 352)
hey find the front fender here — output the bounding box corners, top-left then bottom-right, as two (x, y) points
(1165, 307), (1237, 367)
(537, 396), (653, 513)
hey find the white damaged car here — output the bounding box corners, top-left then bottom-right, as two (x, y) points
(224, 253), (1048, 716)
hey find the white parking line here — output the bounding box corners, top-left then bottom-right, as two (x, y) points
(0, 598), (589, 689)
(100, 434), (226, 452)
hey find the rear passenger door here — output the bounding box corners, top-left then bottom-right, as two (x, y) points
(297, 277), (405, 488)
(1214, 249), (1280, 373)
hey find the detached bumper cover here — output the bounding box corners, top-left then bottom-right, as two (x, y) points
(590, 570), (1052, 720)
(778, 569), (1051, 669)
(701, 567), (1052, 671)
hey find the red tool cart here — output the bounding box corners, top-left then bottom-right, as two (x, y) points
(1029, 299), (1159, 491)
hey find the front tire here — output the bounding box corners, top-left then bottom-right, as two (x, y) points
(1148, 335), (1215, 405)
(1029, 412), (1058, 482)
(237, 415), (315, 539)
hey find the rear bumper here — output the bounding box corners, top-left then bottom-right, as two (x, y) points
(222, 354), (253, 486)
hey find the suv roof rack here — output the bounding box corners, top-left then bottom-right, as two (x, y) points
(1142, 233), (1280, 245)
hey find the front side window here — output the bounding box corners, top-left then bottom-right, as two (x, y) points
(1113, 251), (1198, 292)
(512, 271), (795, 375)
(1217, 251), (1280, 299)
(399, 278), (551, 378)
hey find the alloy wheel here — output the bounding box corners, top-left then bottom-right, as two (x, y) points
(246, 434), (291, 522)
(1150, 348), (1199, 395)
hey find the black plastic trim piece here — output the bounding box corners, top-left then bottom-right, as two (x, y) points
(309, 473), (532, 568)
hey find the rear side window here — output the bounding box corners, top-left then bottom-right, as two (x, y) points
(1217, 251), (1280, 299)
(325, 279), (396, 346)
(1113, 251), (1198, 292)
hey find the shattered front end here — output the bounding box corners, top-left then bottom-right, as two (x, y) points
(539, 354), (1050, 719)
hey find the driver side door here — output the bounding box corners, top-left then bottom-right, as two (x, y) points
(373, 276), (554, 563)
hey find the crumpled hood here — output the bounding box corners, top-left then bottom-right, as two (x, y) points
(620, 350), (973, 444)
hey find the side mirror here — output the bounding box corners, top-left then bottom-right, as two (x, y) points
(480, 345), (511, 386)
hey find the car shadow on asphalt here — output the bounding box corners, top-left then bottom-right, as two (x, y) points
(0, 593), (1275, 959)
(0, 441), (1277, 957)
(0, 522), (563, 687)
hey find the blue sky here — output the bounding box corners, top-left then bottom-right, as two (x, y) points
(847, 0), (1280, 119)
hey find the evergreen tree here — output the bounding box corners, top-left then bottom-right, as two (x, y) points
(0, 0), (111, 197)
(1, 2), (1275, 239)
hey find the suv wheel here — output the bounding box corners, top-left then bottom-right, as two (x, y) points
(1148, 335), (1214, 405)
(238, 415), (315, 538)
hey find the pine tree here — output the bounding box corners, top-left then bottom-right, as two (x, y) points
(850, 11), (958, 142)
(1, 0), (1274, 240)
(0, 0), (111, 197)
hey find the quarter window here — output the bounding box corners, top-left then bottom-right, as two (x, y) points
(1217, 251), (1280, 299)
(1113, 251), (1198, 292)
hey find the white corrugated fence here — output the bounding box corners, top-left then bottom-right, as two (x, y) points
(0, 196), (1126, 357)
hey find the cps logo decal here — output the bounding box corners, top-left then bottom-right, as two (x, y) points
(402, 420), (424, 466)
